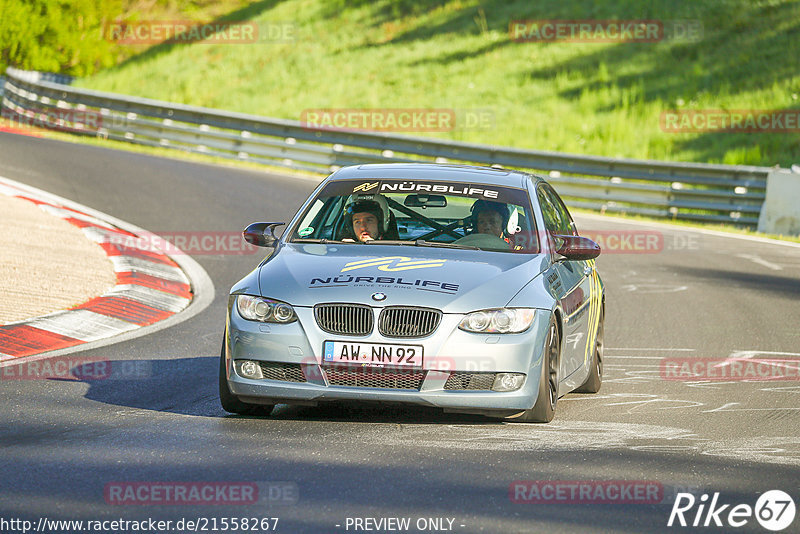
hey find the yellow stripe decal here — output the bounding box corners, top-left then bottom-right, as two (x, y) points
(379, 261), (446, 272)
(342, 257), (447, 273)
(584, 260), (602, 366)
(341, 257), (408, 271)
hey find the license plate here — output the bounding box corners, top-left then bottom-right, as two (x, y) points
(323, 341), (423, 368)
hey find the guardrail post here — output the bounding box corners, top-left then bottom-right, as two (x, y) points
(757, 167), (800, 236)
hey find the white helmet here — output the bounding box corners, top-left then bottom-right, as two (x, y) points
(343, 193), (391, 234)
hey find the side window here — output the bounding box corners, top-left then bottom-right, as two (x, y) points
(321, 197), (344, 228)
(293, 197), (344, 239)
(539, 185), (575, 235)
(537, 186), (565, 235)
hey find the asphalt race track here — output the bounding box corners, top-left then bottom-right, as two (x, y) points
(1, 132), (799, 533)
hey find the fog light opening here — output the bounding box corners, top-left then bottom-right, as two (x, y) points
(492, 373), (525, 392)
(236, 360), (263, 379)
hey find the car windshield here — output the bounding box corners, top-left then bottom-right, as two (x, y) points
(289, 178), (540, 253)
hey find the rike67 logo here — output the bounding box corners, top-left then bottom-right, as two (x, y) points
(668, 490), (796, 531)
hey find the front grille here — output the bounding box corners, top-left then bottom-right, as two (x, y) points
(258, 362), (306, 382)
(315, 304), (373, 336)
(378, 307), (441, 338)
(323, 365), (426, 390)
(444, 372), (497, 390)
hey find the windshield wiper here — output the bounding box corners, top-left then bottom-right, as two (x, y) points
(295, 238), (478, 250)
(292, 238), (346, 244)
(413, 239), (479, 250)
(362, 239), (415, 245)
(361, 239), (477, 249)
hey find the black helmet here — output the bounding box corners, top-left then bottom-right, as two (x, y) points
(470, 200), (509, 231)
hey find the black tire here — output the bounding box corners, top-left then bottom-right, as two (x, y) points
(219, 331), (275, 415)
(576, 304), (604, 394)
(510, 316), (560, 423)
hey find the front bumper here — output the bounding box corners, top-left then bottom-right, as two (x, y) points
(225, 304), (551, 415)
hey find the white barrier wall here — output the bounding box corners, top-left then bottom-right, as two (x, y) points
(757, 167), (800, 236)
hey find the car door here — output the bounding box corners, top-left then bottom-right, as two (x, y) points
(536, 184), (594, 385)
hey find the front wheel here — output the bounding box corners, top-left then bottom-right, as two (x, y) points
(509, 316), (560, 423)
(219, 330), (275, 416)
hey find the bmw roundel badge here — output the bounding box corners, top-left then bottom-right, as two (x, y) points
(372, 292), (387, 302)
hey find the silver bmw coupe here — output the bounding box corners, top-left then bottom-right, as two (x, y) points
(221, 163), (604, 422)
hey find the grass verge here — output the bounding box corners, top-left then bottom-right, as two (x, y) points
(73, 0), (800, 168)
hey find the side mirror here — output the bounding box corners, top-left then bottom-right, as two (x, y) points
(553, 234), (601, 260)
(243, 222), (285, 248)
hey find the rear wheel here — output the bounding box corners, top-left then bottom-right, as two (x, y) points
(576, 304), (604, 393)
(219, 331), (275, 415)
(509, 316), (560, 423)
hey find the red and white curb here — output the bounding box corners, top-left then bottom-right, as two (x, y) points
(0, 176), (214, 361)
(0, 124), (43, 137)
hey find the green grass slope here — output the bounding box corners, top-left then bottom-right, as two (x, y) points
(76, 0), (800, 167)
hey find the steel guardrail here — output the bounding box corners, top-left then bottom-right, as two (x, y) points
(2, 67), (774, 226)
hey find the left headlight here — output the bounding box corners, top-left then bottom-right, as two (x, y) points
(458, 308), (536, 334)
(236, 295), (297, 323)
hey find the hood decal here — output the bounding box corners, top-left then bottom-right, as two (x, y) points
(341, 256), (446, 272)
(310, 273), (459, 294)
(256, 244), (545, 311)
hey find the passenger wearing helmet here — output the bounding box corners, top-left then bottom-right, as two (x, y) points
(342, 193), (396, 242)
(452, 199), (512, 250)
(470, 200), (509, 238)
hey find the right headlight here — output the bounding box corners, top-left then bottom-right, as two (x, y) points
(458, 308), (536, 334)
(236, 295), (297, 323)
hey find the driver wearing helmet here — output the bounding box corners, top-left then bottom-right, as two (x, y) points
(342, 193), (395, 242)
(470, 199), (509, 238)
